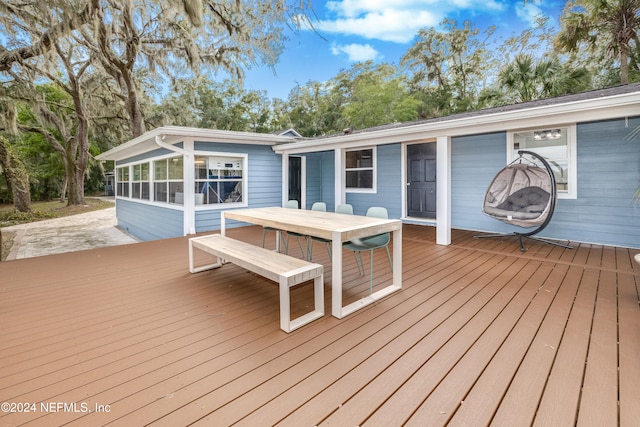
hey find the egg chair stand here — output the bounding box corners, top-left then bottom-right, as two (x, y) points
(474, 150), (572, 252)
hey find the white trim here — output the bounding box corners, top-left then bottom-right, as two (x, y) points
(335, 149), (344, 207)
(192, 151), (249, 210)
(301, 156), (307, 208)
(507, 124), (578, 199)
(401, 144), (407, 218)
(97, 126), (298, 161)
(273, 90), (640, 155)
(281, 154), (288, 206)
(344, 146), (377, 193)
(282, 155), (306, 208)
(436, 136), (451, 245)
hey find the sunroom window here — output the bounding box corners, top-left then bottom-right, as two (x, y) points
(131, 163), (150, 200)
(509, 126), (577, 199)
(116, 166), (129, 197)
(154, 156), (184, 204)
(194, 155), (245, 205)
(345, 147), (376, 192)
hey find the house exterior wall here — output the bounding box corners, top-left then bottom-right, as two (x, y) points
(450, 117), (640, 248)
(304, 151), (335, 211)
(194, 142), (282, 232)
(556, 117), (640, 247)
(115, 198), (183, 241)
(346, 144), (403, 218)
(114, 141), (281, 240)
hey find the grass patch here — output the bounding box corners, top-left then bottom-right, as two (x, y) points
(0, 197), (114, 261)
(0, 198), (113, 228)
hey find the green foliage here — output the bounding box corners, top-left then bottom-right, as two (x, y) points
(555, 0), (640, 84)
(0, 0), (637, 207)
(498, 54), (592, 102)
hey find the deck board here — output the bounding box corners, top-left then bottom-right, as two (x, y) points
(0, 224), (638, 427)
(577, 269), (620, 427)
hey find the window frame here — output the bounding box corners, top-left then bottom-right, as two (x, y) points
(130, 162), (150, 201)
(153, 155), (184, 205)
(344, 146), (377, 193)
(116, 165), (130, 198)
(194, 151), (248, 210)
(507, 124), (577, 199)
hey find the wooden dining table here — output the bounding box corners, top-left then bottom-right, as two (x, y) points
(221, 206), (402, 319)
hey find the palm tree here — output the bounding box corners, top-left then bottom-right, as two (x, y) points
(555, 0), (640, 84)
(498, 54), (591, 102)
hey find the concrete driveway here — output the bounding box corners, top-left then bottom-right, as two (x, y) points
(3, 203), (138, 260)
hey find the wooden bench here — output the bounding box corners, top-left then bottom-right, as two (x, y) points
(188, 234), (324, 333)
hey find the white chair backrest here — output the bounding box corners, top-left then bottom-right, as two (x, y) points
(336, 204), (353, 215)
(311, 202), (326, 212)
(285, 200), (299, 209)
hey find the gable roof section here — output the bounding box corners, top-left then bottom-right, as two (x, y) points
(274, 83), (640, 154)
(97, 125), (300, 162)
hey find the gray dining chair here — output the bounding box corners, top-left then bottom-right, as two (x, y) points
(262, 199), (299, 253)
(307, 202), (330, 261)
(283, 199), (307, 257)
(335, 203), (353, 215)
(343, 206), (392, 294)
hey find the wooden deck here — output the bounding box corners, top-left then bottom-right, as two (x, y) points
(1, 225), (638, 426)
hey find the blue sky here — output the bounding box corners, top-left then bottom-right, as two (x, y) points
(241, 0), (566, 100)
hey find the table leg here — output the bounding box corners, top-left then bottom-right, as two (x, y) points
(337, 225), (402, 318)
(392, 227), (402, 287)
(331, 230), (343, 318)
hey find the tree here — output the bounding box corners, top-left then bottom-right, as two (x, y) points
(150, 78), (273, 132)
(282, 80), (346, 137)
(498, 54), (591, 102)
(401, 19), (496, 117)
(555, 0), (640, 84)
(0, 0), (313, 206)
(337, 62), (420, 129)
(0, 135), (31, 212)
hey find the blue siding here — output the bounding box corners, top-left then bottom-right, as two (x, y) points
(116, 199), (183, 241)
(451, 120), (640, 248)
(551, 117), (640, 247)
(451, 132), (513, 233)
(194, 143), (282, 232)
(304, 151), (335, 211)
(347, 144), (402, 218)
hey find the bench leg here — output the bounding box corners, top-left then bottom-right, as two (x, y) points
(279, 274), (325, 333)
(189, 239), (223, 273)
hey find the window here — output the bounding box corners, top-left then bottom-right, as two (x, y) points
(131, 163), (150, 200)
(345, 148), (376, 192)
(194, 155), (245, 205)
(509, 126), (577, 199)
(116, 166), (129, 197)
(154, 156), (184, 204)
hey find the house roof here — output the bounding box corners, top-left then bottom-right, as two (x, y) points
(96, 125), (300, 162)
(274, 82), (640, 154)
(98, 84), (640, 161)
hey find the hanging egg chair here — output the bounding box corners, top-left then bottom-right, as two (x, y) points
(475, 150), (572, 252)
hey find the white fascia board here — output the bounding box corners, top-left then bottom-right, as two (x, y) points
(273, 91), (640, 154)
(97, 126), (297, 161)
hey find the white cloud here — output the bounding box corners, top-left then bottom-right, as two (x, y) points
(316, 0), (511, 44)
(317, 8), (439, 43)
(330, 43), (382, 62)
(516, 2), (545, 26)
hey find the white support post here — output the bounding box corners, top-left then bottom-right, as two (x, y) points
(436, 135), (451, 245)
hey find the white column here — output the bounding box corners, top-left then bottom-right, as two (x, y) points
(281, 154), (289, 207)
(334, 148), (344, 208)
(436, 135), (451, 245)
(183, 139), (195, 235)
